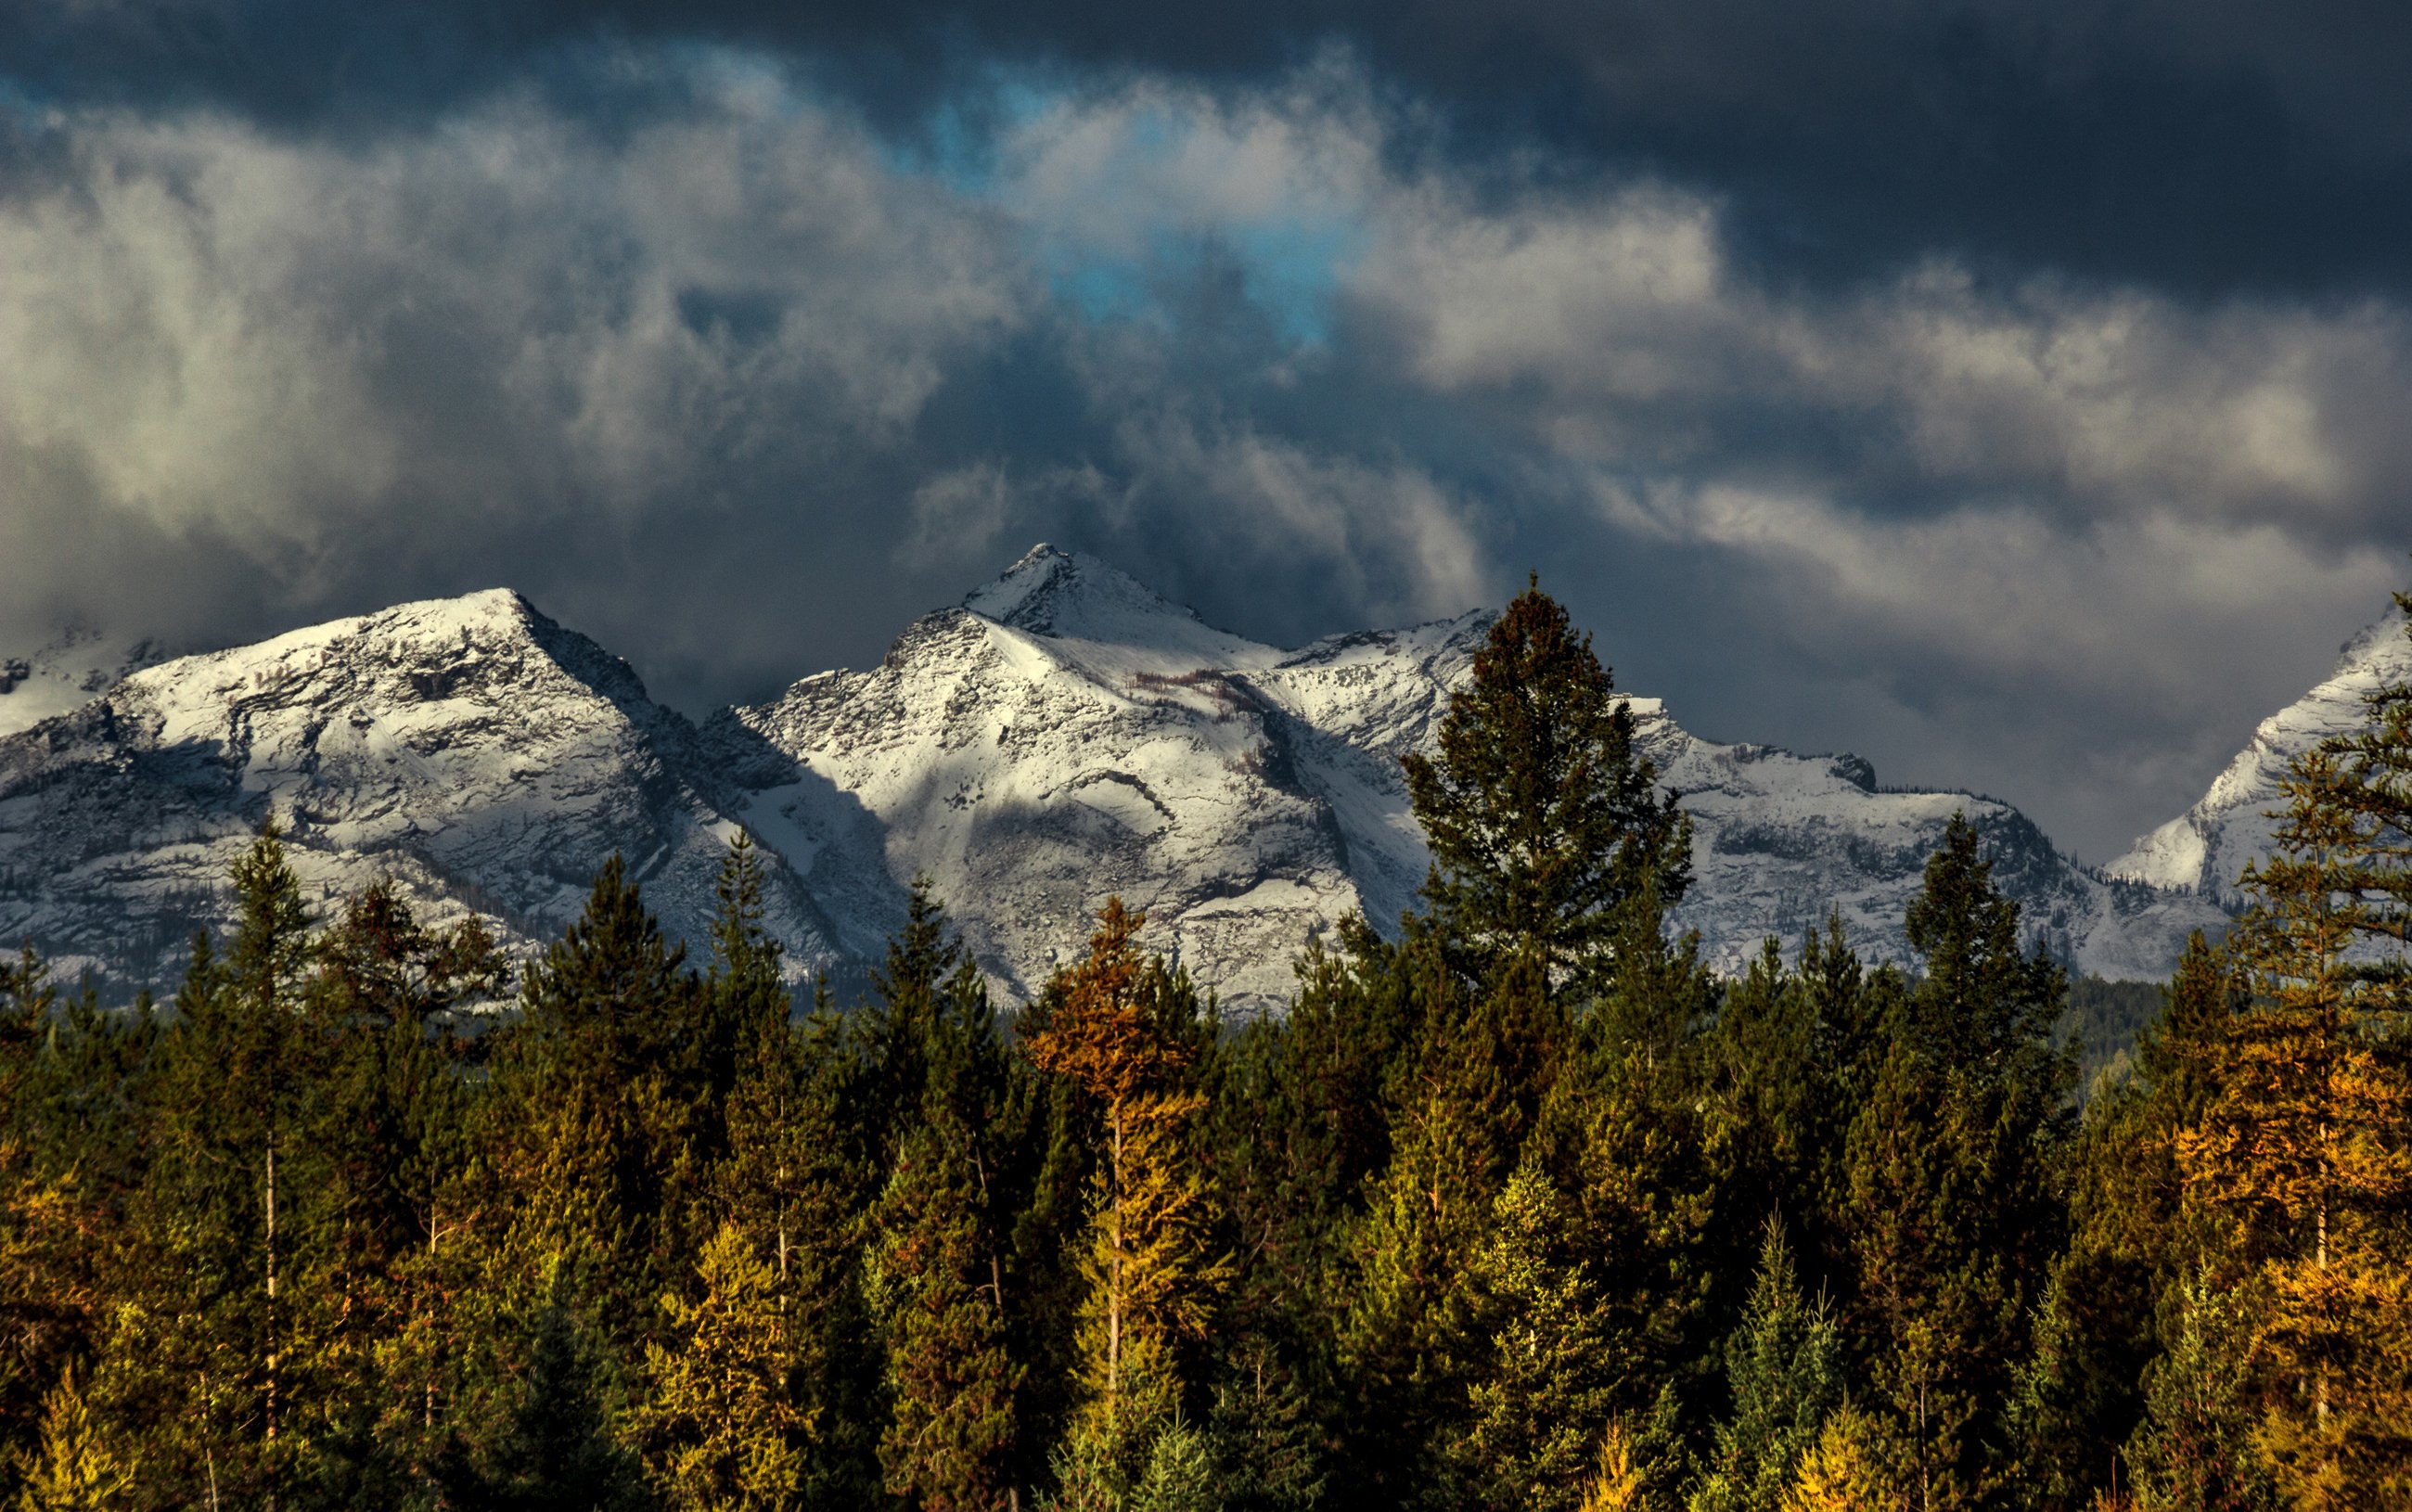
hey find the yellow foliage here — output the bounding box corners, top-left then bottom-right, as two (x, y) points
(635, 1224), (813, 1511)
(14, 1365), (135, 1512)
(1575, 1419), (1645, 1512)
(1779, 1406), (1909, 1512)
(2177, 733), (2412, 1508)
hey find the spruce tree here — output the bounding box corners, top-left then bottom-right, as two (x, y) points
(486, 854), (712, 1361)
(125, 819), (321, 1504)
(1837, 814), (2072, 1511)
(2012, 938), (2243, 1509)
(871, 887), (1022, 1512)
(1450, 1162), (1624, 1512)
(467, 1276), (647, 1512)
(1401, 579), (1689, 988)
(1337, 944), (1519, 1502)
(1689, 1224), (1844, 1512)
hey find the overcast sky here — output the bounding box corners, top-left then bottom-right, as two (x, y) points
(5, 2), (2411, 862)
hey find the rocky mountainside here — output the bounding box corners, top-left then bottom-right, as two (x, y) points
(2109, 602), (2412, 906)
(0, 546), (2228, 1006)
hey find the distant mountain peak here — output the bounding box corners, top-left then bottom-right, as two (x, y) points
(963, 544), (1199, 636)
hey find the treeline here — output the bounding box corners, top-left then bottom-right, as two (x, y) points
(3, 583), (2409, 1511)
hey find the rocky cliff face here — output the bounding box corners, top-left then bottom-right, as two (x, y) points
(0, 547), (2229, 1005)
(2109, 603), (2412, 908)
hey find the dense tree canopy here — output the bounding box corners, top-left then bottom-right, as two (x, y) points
(2, 583), (2408, 1510)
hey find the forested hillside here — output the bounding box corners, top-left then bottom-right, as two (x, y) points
(3, 583), (2406, 1511)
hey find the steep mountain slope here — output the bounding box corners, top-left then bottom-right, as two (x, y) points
(0, 630), (173, 738)
(1638, 703), (2225, 980)
(707, 548), (1482, 1008)
(2109, 601), (2412, 906)
(0, 591), (834, 988)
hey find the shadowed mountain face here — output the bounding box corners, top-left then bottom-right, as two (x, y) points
(0, 546), (2231, 1006)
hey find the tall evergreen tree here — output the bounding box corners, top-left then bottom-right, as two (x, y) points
(1449, 1162), (1626, 1512)
(1689, 1224), (1844, 1512)
(118, 819), (321, 1505)
(485, 854), (713, 1356)
(1838, 815), (2072, 1511)
(871, 886), (1023, 1512)
(1401, 578), (1690, 988)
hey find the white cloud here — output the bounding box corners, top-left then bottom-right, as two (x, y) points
(0, 66), (1029, 569)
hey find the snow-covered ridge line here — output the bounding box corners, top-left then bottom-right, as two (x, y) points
(0, 545), (2241, 1004)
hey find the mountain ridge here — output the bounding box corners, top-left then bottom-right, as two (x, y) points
(0, 549), (2251, 1005)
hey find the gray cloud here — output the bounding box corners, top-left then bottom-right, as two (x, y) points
(2, 53), (2410, 868)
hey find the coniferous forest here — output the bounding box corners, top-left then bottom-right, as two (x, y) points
(4, 583), (2410, 1512)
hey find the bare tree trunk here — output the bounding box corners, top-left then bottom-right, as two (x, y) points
(265, 1134), (279, 1512)
(1109, 1103), (1124, 1401)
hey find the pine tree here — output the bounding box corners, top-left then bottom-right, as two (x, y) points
(873, 891), (1022, 1512)
(1202, 1344), (1325, 1512)
(1127, 1418), (1221, 1512)
(123, 819), (320, 1503)
(1450, 1162), (1625, 1512)
(1690, 1224), (1845, 1512)
(1838, 815), (2072, 1511)
(1337, 945), (1520, 1501)
(465, 1274), (647, 1512)
(2121, 1270), (2272, 1512)
(486, 853), (712, 1361)
(1401, 578), (1689, 988)
(300, 882), (503, 1500)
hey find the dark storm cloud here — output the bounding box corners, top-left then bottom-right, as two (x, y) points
(12, 0), (2412, 300)
(4, 22), (2411, 870)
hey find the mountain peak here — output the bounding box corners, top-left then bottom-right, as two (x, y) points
(961, 544), (1205, 643)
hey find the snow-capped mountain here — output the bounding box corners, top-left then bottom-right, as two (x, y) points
(0, 591), (835, 989)
(1636, 704), (2226, 981)
(0, 546), (2227, 1006)
(711, 547), (1479, 1007)
(716, 546), (2217, 1002)
(2109, 601), (2412, 906)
